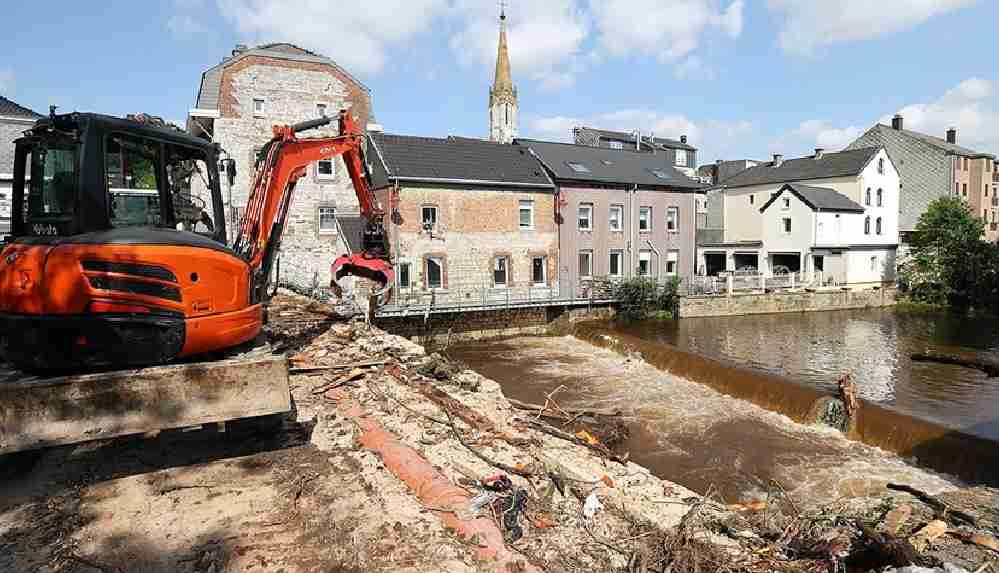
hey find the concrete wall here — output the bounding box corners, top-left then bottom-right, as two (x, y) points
(191, 57), (370, 291)
(678, 287), (896, 318)
(558, 184), (698, 290)
(379, 184), (558, 301)
(376, 302), (614, 342)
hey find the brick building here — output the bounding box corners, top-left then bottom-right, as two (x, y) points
(0, 96), (42, 236)
(848, 115), (998, 242)
(187, 43), (372, 290)
(518, 139), (705, 294)
(367, 133), (557, 304)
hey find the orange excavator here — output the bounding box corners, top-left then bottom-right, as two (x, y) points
(0, 108), (392, 371)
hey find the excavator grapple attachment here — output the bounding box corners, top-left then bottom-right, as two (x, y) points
(330, 254), (395, 304)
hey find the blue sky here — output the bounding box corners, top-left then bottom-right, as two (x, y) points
(2, 1), (997, 164)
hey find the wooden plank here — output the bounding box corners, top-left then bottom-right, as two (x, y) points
(0, 355), (290, 455)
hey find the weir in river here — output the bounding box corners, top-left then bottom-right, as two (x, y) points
(450, 321), (993, 505)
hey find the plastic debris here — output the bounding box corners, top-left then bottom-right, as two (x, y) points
(583, 492), (604, 519)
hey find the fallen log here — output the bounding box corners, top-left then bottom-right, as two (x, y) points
(514, 417), (628, 465)
(507, 397), (629, 448)
(887, 483), (978, 527)
(911, 352), (999, 378)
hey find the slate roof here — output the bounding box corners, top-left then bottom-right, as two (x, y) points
(721, 147), (881, 188)
(195, 43), (369, 111)
(578, 127), (695, 151)
(860, 123), (993, 158)
(0, 96), (42, 119)
(760, 183), (865, 213)
(517, 139), (704, 190)
(368, 133), (554, 188)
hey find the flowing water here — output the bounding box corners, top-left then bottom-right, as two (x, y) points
(612, 308), (999, 442)
(450, 335), (960, 506)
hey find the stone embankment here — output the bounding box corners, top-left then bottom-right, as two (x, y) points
(1, 292), (997, 573)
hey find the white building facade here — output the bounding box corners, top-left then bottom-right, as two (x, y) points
(698, 147), (900, 287)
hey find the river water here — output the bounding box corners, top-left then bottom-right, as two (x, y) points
(450, 334), (960, 506)
(611, 308), (999, 442)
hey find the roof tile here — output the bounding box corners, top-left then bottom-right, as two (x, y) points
(722, 147), (880, 188)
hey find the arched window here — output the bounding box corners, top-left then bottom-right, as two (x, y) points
(876, 217), (882, 235)
(876, 188), (883, 207)
(878, 158), (885, 174)
(864, 216), (871, 235)
(865, 188), (871, 206)
(505, 104), (510, 124)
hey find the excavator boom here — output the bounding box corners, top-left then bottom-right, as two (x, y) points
(233, 111), (393, 304)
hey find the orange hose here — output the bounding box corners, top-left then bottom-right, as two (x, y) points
(331, 390), (541, 572)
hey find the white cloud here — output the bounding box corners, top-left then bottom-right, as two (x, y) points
(169, 0), (208, 35)
(674, 56), (715, 80)
(881, 77), (999, 151)
(526, 109), (753, 163)
(590, 0), (744, 62)
(768, 0), (977, 56)
(0, 69), (13, 96)
(448, 0), (589, 89)
(217, 0), (448, 75)
(772, 119), (864, 155)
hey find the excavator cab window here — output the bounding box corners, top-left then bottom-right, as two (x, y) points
(106, 134), (163, 227)
(26, 143), (78, 235)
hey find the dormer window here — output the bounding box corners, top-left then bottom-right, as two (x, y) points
(609, 141), (624, 150)
(675, 149), (688, 167)
(650, 169), (671, 180)
(567, 161), (590, 173)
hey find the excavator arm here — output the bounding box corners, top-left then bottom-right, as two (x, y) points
(232, 110), (393, 305)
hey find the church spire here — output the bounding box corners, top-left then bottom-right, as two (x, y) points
(489, 3), (517, 143)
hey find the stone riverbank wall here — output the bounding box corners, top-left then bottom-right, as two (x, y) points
(678, 287), (897, 318)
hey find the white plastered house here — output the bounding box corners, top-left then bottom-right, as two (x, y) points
(697, 146), (900, 286)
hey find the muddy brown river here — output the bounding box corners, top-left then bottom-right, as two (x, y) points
(451, 334), (960, 506)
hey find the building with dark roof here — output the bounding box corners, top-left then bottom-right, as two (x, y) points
(516, 139), (704, 294)
(698, 146), (899, 287)
(367, 132), (557, 302)
(186, 43), (372, 292)
(572, 126), (698, 178)
(847, 115), (999, 240)
(1, 96), (43, 236)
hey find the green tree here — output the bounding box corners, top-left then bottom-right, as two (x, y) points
(613, 276), (681, 321)
(901, 196), (999, 308)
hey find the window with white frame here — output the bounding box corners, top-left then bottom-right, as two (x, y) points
(782, 217), (791, 234)
(608, 141), (624, 150)
(864, 216), (871, 235)
(782, 197), (790, 210)
(666, 251), (679, 275)
(316, 103), (328, 117)
(531, 256), (546, 286)
(609, 250), (624, 277)
(397, 262), (412, 289)
(519, 200), (534, 230)
(639, 206), (652, 231)
(421, 205), (438, 228)
(493, 256), (509, 287)
(638, 251), (652, 276)
(870, 256), (879, 272)
(252, 98), (266, 117)
(865, 188), (871, 206)
(666, 206), (679, 232)
(578, 250), (593, 279)
(878, 158), (885, 174)
(426, 257), (443, 289)
(318, 206), (337, 234)
(675, 149), (688, 167)
(578, 203), (593, 230)
(316, 157), (335, 180)
(877, 188), (883, 207)
(609, 204), (624, 232)
(876, 217), (883, 235)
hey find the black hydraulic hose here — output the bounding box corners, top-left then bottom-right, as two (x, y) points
(290, 116), (334, 134)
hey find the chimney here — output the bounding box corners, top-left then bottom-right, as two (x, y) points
(891, 114), (904, 130)
(772, 154), (784, 168)
(680, 135), (688, 144)
(947, 127), (957, 144)
(814, 148), (824, 160)
(366, 122), (384, 133)
(715, 159), (723, 165)
(232, 44), (248, 56)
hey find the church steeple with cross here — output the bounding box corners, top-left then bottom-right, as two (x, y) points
(489, 2), (517, 143)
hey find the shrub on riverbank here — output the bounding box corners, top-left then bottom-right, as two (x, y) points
(899, 197), (999, 310)
(613, 276), (681, 320)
